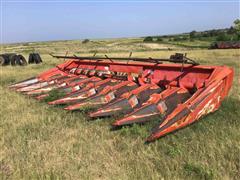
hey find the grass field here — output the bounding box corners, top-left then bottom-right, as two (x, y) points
(0, 38), (240, 179)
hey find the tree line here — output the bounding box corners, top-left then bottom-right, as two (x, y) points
(144, 19), (240, 42)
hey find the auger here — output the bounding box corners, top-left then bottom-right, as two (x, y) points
(9, 53), (234, 142)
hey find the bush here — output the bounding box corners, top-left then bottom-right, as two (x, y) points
(202, 32), (210, 37)
(173, 37), (181, 41)
(227, 26), (236, 34)
(237, 34), (240, 40)
(143, 36), (153, 42)
(82, 39), (90, 44)
(208, 29), (220, 37)
(189, 30), (197, 39)
(216, 33), (229, 41)
(156, 38), (163, 42)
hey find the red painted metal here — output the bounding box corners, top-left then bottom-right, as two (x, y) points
(9, 55), (234, 142)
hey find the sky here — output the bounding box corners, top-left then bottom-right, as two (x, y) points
(0, 0), (239, 44)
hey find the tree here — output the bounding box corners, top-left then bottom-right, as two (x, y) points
(233, 19), (240, 34)
(216, 32), (229, 41)
(181, 36), (188, 40)
(189, 30), (196, 39)
(82, 39), (90, 44)
(202, 32), (209, 37)
(208, 29), (218, 37)
(173, 37), (181, 41)
(156, 37), (163, 42)
(143, 36), (153, 42)
(227, 26), (236, 34)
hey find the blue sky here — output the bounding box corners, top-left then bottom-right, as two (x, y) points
(1, 0), (239, 43)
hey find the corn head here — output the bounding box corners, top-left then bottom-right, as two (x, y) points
(9, 53), (234, 142)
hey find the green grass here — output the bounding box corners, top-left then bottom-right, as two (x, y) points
(42, 89), (66, 103)
(161, 40), (211, 48)
(0, 39), (240, 179)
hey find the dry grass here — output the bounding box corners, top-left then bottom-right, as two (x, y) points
(1, 38), (181, 55)
(0, 39), (240, 179)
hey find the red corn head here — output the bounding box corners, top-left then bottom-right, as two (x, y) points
(10, 55), (234, 142)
